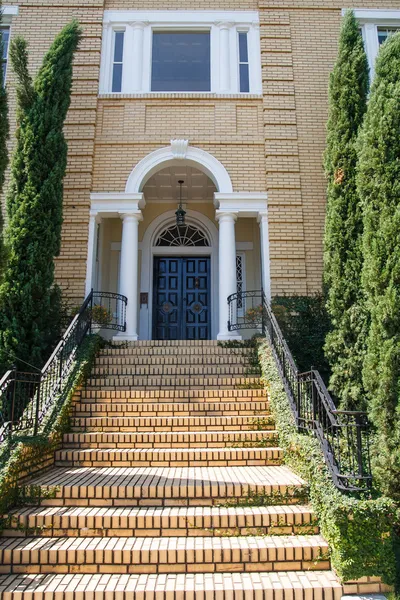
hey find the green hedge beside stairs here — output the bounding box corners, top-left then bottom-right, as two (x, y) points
(0, 334), (103, 520)
(258, 340), (398, 585)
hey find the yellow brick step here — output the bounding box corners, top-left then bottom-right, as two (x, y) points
(23, 466), (307, 507)
(99, 344), (254, 355)
(73, 401), (270, 417)
(70, 415), (275, 432)
(80, 388), (267, 402)
(62, 430), (278, 449)
(95, 355), (254, 366)
(3, 505), (317, 538)
(54, 447), (283, 468)
(0, 571), (345, 600)
(0, 535), (330, 575)
(86, 377), (262, 390)
(91, 366), (259, 377)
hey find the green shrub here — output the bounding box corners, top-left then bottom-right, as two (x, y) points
(357, 32), (400, 500)
(0, 22), (81, 371)
(258, 340), (398, 584)
(0, 334), (102, 518)
(323, 10), (369, 411)
(271, 294), (331, 382)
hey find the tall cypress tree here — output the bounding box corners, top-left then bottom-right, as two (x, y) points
(323, 10), (369, 409)
(357, 32), (400, 499)
(0, 12), (10, 272)
(0, 21), (81, 370)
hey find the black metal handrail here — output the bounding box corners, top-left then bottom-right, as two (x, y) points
(228, 290), (372, 492)
(0, 290), (127, 443)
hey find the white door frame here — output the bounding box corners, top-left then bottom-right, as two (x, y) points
(139, 210), (219, 340)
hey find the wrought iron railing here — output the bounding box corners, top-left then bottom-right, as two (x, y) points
(0, 290), (127, 443)
(228, 290), (372, 492)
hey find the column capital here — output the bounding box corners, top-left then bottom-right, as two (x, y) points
(129, 20), (149, 29)
(257, 210), (269, 223)
(215, 210), (238, 223)
(89, 210), (102, 223)
(119, 211), (143, 222)
(214, 21), (235, 29)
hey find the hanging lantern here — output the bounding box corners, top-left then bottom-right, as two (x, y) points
(175, 180), (186, 226)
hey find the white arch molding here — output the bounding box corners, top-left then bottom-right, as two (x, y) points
(125, 142), (234, 194)
(139, 210), (219, 340)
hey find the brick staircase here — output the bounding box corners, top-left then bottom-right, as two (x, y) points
(0, 341), (356, 599)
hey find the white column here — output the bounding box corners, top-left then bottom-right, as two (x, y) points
(258, 210), (271, 302)
(218, 22), (233, 93)
(130, 21), (147, 92)
(85, 211), (101, 297)
(117, 212), (142, 340)
(216, 211), (241, 340)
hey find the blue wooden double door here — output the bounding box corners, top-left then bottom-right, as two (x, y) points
(153, 257), (211, 340)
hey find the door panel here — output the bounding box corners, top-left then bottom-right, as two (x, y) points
(153, 257), (211, 340)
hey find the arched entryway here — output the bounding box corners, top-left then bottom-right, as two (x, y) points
(139, 207), (219, 340)
(87, 141), (270, 341)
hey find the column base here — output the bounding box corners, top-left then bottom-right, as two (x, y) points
(217, 331), (242, 341)
(112, 333), (139, 342)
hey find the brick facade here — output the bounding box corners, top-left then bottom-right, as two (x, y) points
(3, 0), (399, 299)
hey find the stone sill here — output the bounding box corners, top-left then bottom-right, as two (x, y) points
(98, 93), (263, 100)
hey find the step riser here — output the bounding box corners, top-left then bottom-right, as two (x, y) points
(74, 402), (269, 416)
(4, 509), (317, 539)
(55, 458), (282, 468)
(92, 366), (260, 374)
(2, 524), (318, 538)
(54, 448), (282, 469)
(70, 418), (275, 432)
(79, 390), (267, 401)
(87, 378), (262, 389)
(95, 357), (255, 366)
(0, 561), (331, 575)
(62, 432), (278, 449)
(0, 539), (330, 575)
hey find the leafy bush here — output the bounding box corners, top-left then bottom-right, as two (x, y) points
(357, 32), (400, 501)
(323, 10), (369, 411)
(258, 340), (398, 585)
(271, 294), (331, 383)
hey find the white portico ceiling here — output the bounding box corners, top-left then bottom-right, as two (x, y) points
(143, 166), (217, 204)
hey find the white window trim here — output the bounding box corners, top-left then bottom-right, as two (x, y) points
(100, 10), (262, 95)
(344, 9), (400, 78)
(1, 6), (19, 84)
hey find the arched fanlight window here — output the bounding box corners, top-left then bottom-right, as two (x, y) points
(155, 224), (210, 247)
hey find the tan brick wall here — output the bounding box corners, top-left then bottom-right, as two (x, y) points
(2, 0), (398, 300)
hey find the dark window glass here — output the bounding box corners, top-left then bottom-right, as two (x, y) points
(112, 63), (123, 92)
(378, 27), (400, 45)
(1, 27), (10, 83)
(112, 31), (124, 92)
(114, 31), (124, 62)
(151, 31), (211, 92)
(239, 64), (249, 92)
(238, 32), (249, 93)
(238, 32), (248, 62)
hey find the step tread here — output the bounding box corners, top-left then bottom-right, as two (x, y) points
(9, 504), (314, 521)
(0, 571), (344, 599)
(27, 465), (305, 487)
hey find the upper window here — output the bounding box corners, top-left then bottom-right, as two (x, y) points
(377, 27), (400, 45)
(1, 27), (10, 83)
(100, 11), (262, 95)
(351, 10), (400, 78)
(152, 31), (211, 92)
